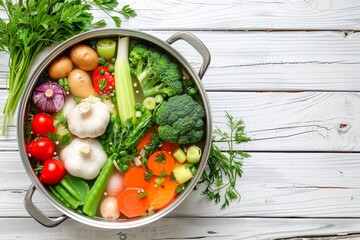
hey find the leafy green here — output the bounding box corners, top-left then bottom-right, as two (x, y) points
(200, 112), (251, 209)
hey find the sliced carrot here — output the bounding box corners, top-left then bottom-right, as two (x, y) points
(161, 141), (179, 154)
(147, 151), (175, 176)
(136, 125), (157, 151)
(147, 176), (179, 210)
(117, 188), (149, 218)
(123, 167), (149, 190)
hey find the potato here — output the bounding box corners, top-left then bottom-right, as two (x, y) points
(70, 44), (99, 71)
(67, 69), (96, 98)
(48, 56), (73, 80)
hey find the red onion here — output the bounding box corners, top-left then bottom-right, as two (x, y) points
(32, 82), (66, 113)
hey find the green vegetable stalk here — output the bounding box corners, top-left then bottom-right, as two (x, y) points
(115, 36), (136, 125)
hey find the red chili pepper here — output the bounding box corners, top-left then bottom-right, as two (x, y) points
(92, 65), (115, 95)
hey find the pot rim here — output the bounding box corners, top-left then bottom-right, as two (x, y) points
(17, 28), (212, 229)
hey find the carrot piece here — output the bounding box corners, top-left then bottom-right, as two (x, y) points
(147, 151), (175, 176)
(136, 125), (157, 151)
(117, 188), (149, 218)
(161, 141), (179, 154)
(147, 176), (179, 210)
(123, 167), (149, 190)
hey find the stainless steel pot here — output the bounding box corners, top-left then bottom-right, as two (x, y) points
(17, 29), (212, 229)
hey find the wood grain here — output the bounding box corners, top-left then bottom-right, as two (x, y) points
(1, 218), (360, 240)
(1, 151), (359, 218)
(2, 91), (360, 151)
(2, 31), (360, 92)
(2, 0), (360, 30)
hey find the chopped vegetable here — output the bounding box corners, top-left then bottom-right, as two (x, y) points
(143, 97), (156, 110)
(123, 167), (149, 190)
(117, 188), (149, 218)
(96, 39), (116, 60)
(172, 148), (187, 163)
(92, 65), (115, 95)
(155, 94), (205, 144)
(135, 126), (158, 152)
(32, 82), (66, 114)
(147, 151), (175, 176)
(173, 164), (194, 184)
(186, 145), (202, 164)
(147, 176), (179, 210)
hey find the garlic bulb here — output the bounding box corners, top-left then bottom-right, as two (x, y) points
(60, 137), (107, 180)
(67, 95), (110, 138)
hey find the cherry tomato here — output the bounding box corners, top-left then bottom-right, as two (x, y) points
(28, 137), (55, 161)
(39, 158), (65, 185)
(32, 113), (55, 136)
(92, 65), (115, 95)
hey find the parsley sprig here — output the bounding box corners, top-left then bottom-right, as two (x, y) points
(200, 112), (250, 209)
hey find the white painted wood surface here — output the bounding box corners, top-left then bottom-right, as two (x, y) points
(1, 0), (360, 239)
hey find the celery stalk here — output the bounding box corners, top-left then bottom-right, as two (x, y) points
(115, 37), (136, 126)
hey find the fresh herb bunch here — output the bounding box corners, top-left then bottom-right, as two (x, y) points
(200, 112), (251, 209)
(0, 0), (136, 135)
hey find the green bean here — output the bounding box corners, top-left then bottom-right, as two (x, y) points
(48, 185), (70, 208)
(60, 176), (80, 200)
(82, 155), (114, 217)
(54, 184), (80, 209)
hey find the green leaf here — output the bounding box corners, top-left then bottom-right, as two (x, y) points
(111, 15), (122, 27)
(99, 79), (107, 91)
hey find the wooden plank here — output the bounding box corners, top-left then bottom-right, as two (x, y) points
(2, 0), (360, 30)
(2, 91), (360, 151)
(1, 151), (359, 218)
(2, 31), (360, 91)
(0, 217), (360, 239)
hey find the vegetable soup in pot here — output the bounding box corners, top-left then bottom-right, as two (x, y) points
(24, 35), (207, 221)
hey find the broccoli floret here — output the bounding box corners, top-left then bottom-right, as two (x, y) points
(155, 94), (205, 145)
(129, 43), (183, 97)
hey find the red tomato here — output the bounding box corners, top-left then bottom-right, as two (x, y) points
(39, 158), (65, 185)
(28, 137), (55, 161)
(92, 65), (115, 95)
(32, 113), (55, 136)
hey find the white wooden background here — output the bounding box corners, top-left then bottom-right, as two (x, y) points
(1, 0), (360, 239)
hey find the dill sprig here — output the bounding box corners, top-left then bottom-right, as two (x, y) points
(200, 112), (250, 209)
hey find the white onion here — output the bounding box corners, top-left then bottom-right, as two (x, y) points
(105, 172), (125, 196)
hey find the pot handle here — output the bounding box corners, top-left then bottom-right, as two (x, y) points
(24, 185), (67, 227)
(166, 32), (211, 79)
